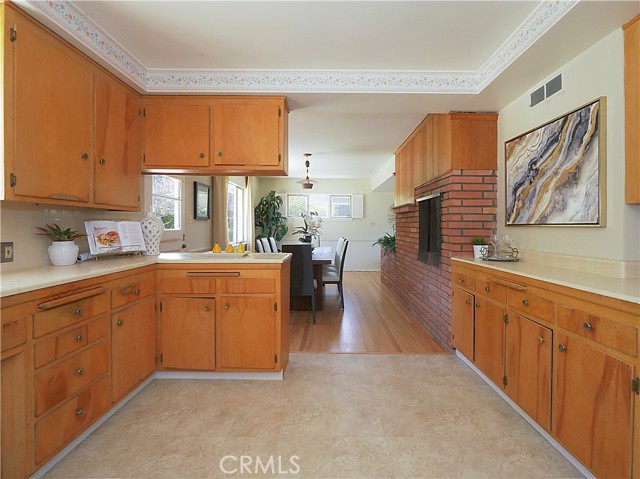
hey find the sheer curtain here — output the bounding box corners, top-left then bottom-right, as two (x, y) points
(212, 176), (228, 246)
(244, 177), (255, 251)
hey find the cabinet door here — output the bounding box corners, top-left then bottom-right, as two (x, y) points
(505, 312), (552, 431)
(218, 296), (276, 370)
(553, 333), (633, 478)
(451, 288), (474, 360)
(212, 100), (282, 167)
(95, 76), (141, 209)
(160, 298), (215, 370)
(142, 102), (210, 168)
(11, 11), (93, 203)
(111, 297), (156, 401)
(474, 295), (505, 387)
(1, 350), (27, 479)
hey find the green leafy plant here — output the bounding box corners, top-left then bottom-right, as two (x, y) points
(292, 212), (322, 239)
(373, 231), (396, 256)
(254, 191), (288, 241)
(36, 223), (87, 242)
(472, 236), (488, 245)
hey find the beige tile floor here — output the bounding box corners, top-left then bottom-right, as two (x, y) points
(45, 354), (583, 479)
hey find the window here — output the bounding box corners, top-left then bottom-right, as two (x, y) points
(287, 194), (308, 218)
(331, 195), (352, 218)
(286, 194), (353, 218)
(227, 182), (246, 244)
(309, 195), (330, 217)
(151, 175), (182, 230)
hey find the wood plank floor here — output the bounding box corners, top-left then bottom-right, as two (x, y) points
(290, 271), (448, 354)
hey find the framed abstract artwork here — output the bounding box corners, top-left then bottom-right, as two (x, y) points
(194, 181), (210, 220)
(505, 97), (606, 226)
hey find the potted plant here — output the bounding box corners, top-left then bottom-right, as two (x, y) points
(36, 223), (87, 266)
(254, 191), (288, 242)
(292, 212), (322, 245)
(472, 236), (488, 259)
(373, 231), (396, 256)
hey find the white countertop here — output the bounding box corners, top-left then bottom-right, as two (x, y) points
(453, 257), (640, 305)
(0, 252), (291, 298)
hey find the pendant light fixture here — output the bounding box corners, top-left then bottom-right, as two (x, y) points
(297, 153), (317, 189)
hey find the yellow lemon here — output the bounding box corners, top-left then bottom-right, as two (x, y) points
(212, 243), (222, 253)
(236, 243), (245, 253)
(226, 244), (235, 253)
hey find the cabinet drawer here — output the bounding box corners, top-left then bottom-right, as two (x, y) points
(220, 274), (276, 294)
(34, 315), (109, 369)
(35, 376), (110, 464)
(1, 303), (31, 352)
(160, 270), (218, 294)
(507, 290), (553, 322)
(475, 277), (507, 303)
(452, 270), (474, 290)
(111, 272), (155, 308)
(34, 289), (108, 338)
(556, 305), (637, 357)
(34, 340), (109, 416)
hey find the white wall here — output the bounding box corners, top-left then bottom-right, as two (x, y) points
(0, 176), (213, 272)
(254, 178), (394, 271)
(497, 29), (640, 268)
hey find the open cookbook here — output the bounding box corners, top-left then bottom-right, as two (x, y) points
(84, 221), (147, 255)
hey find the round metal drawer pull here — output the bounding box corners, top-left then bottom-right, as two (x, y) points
(117, 319), (124, 327)
(537, 336), (545, 344)
(134, 288), (140, 295)
(522, 299), (529, 306)
(75, 334), (84, 342)
(582, 322), (593, 331)
(74, 308), (83, 316)
(199, 153), (205, 158)
(75, 368), (85, 376)
(558, 344), (567, 352)
(99, 158), (106, 165)
(204, 305), (210, 312)
(465, 299), (470, 305)
(458, 278), (464, 283)
(217, 151), (223, 157)
(475, 302), (480, 308)
(484, 286), (490, 292)
(76, 408), (84, 417)
(80, 153), (89, 159)
(224, 303), (230, 310)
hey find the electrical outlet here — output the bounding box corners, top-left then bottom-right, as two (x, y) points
(1, 242), (14, 263)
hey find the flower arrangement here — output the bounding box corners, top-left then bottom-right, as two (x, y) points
(292, 212), (322, 242)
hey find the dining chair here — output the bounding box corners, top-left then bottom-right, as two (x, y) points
(282, 244), (317, 323)
(268, 237), (278, 252)
(322, 239), (348, 309)
(323, 237), (346, 275)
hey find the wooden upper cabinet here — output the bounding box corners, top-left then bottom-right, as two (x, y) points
(94, 75), (141, 210)
(8, 8), (93, 204)
(624, 15), (640, 204)
(141, 100), (210, 168)
(212, 99), (284, 167)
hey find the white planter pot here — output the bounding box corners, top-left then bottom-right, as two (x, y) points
(473, 244), (486, 260)
(48, 241), (79, 266)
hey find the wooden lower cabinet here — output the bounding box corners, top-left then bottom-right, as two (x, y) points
(504, 312), (552, 431)
(451, 287), (474, 360)
(553, 333), (634, 478)
(217, 296), (277, 370)
(1, 349), (28, 479)
(473, 295), (505, 387)
(111, 297), (157, 401)
(160, 297), (215, 370)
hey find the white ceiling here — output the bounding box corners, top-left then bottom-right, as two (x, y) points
(24, 1), (640, 186)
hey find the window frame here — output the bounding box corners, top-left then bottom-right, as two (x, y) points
(227, 181), (246, 244)
(285, 193), (354, 219)
(144, 175), (185, 243)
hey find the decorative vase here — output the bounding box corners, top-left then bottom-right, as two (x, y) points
(48, 241), (79, 266)
(299, 235), (312, 243)
(311, 235), (320, 248)
(473, 245), (486, 260)
(140, 211), (164, 255)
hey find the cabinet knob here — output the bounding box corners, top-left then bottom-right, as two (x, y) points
(475, 302), (480, 308)
(74, 307), (83, 317)
(204, 305), (210, 312)
(75, 334), (84, 342)
(117, 319), (124, 327)
(522, 299), (529, 306)
(582, 322), (593, 331)
(484, 286), (490, 292)
(458, 278), (464, 283)
(199, 153), (205, 158)
(558, 344), (567, 353)
(76, 407), (84, 417)
(537, 336), (544, 344)
(465, 299), (470, 305)
(224, 303), (230, 310)
(134, 288), (140, 295)
(81, 152), (89, 159)
(217, 151), (223, 157)
(99, 158), (106, 165)
(75, 367), (85, 376)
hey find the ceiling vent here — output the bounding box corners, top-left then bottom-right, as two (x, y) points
(530, 74), (563, 107)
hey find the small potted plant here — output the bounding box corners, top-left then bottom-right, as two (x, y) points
(471, 236), (488, 260)
(36, 224), (87, 266)
(292, 212), (322, 245)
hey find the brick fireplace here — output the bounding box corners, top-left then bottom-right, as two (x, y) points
(381, 169), (497, 348)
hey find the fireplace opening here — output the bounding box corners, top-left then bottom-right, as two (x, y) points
(417, 193), (441, 266)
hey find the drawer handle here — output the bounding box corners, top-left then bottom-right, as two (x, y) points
(204, 305), (210, 312)
(537, 336), (545, 344)
(37, 287), (105, 310)
(121, 286), (141, 296)
(582, 322), (593, 331)
(493, 278), (527, 292)
(99, 158), (106, 165)
(199, 153), (205, 158)
(117, 319), (124, 327)
(465, 299), (470, 305)
(484, 286), (490, 292)
(76, 407), (84, 417)
(522, 300), (529, 306)
(80, 152), (89, 160)
(475, 302), (480, 308)
(186, 272), (240, 277)
(458, 278), (464, 283)
(74, 307), (83, 317)
(224, 303), (230, 310)
(217, 151), (223, 157)
(75, 368), (85, 376)
(558, 344), (567, 353)
(75, 334), (84, 342)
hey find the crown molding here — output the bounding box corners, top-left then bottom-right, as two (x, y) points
(16, 0), (579, 94)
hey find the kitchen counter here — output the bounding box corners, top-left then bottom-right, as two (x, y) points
(0, 252), (292, 298)
(453, 257), (640, 305)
